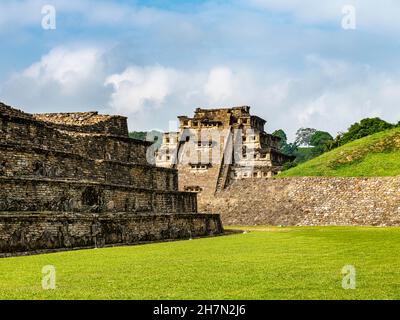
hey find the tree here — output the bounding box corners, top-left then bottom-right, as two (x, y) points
(272, 129), (297, 156)
(338, 118), (394, 145)
(294, 128), (317, 147)
(283, 142), (298, 156)
(310, 131), (333, 147)
(129, 131), (147, 141)
(272, 129), (287, 147)
(292, 130), (333, 163)
(129, 130), (163, 149)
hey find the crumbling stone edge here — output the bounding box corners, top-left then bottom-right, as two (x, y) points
(0, 213), (225, 257)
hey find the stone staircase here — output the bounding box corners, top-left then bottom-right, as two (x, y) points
(172, 139), (185, 169)
(215, 126), (235, 193)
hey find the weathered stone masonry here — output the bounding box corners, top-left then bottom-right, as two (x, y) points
(0, 102), (223, 255)
(0, 177), (197, 213)
(206, 177), (400, 226)
(155, 106), (294, 208)
(0, 144), (178, 191)
(0, 213), (222, 254)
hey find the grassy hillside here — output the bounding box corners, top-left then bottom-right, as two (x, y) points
(279, 127), (400, 177)
(1, 227), (400, 299)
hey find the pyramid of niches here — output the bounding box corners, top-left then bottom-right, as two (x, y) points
(0, 102), (222, 255)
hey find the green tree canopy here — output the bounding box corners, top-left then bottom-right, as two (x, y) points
(272, 129), (297, 156)
(339, 118), (395, 145)
(310, 131), (333, 147)
(294, 128), (317, 147)
(272, 129), (287, 146)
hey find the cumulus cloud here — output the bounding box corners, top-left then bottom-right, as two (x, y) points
(4, 46), (400, 138)
(1, 0), (400, 135)
(271, 56), (400, 139)
(204, 67), (234, 103)
(105, 66), (179, 114)
(22, 47), (102, 94)
(1, 46), (108, 112)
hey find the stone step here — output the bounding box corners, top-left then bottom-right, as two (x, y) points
(0, 142), (179, 192)
(0, 176), (198, 214)
(0, 212), (223, 255)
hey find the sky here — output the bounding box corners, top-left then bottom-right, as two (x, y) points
(1, 0), (400, 140)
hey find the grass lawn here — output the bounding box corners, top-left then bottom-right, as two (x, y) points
(279, 127), (400, 177)
(1, 226), (400, 300)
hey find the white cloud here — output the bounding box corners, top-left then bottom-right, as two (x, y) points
(1, 46), (108, 113)
(105, 66), (179, 114)
(2, 46), (400, 137)
(204, 67), (234, 103)
(276, 56), (400, 139)
(22, 47), (102, 94)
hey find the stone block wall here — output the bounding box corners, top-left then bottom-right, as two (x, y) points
(205, 177), (400, 226)
(177, 163), (221, 205)
(0, 103), (32, 120)
(0, 102), (224, 255)
(33, 112), (129, 137)
(0, 113), (150, 164)
(0, 213), (223, 255)
(0, 144), (178, 191)
(0, 177), (197, 214)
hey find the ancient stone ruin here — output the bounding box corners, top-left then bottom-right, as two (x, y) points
(206, 177), (400, 226)
(0, 102), (223, 255)
(156, 106), (293, 207)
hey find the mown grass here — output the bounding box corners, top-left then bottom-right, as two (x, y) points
(279, 127), (400, 177)
(0, 226), (400, 300)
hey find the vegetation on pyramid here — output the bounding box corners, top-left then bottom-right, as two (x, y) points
(278, 127), (400, 177)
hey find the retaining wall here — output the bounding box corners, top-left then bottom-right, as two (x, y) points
(204, 177), (400, 226)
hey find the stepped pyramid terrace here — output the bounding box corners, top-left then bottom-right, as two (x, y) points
(0, 102), (222, 255)
(155, 106), (294, 207)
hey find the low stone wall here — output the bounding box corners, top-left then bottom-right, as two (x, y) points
(205, 177), (400, 226)
(0, 213), (223, 255)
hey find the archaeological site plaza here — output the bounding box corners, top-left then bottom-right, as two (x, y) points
(1, 101), (400, 256)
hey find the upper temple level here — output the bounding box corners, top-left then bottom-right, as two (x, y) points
(0, 101), (151, 164)
(0, 101), (200, 215)
(33, 111), (129, 137)
(178, 106), (266, 132)
(156, 105), (295, 199)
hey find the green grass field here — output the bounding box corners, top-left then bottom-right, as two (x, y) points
(1, 226), (400, 300)
(279, 127), (400, 177)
